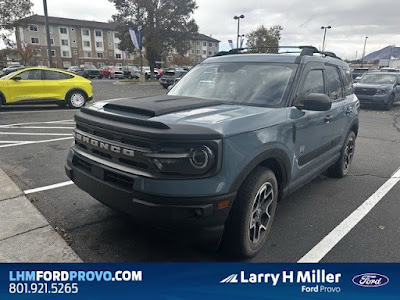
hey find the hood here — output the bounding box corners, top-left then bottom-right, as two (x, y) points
(90, 95), (286, 137)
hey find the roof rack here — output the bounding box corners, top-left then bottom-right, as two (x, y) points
(213, 46), (342, 60)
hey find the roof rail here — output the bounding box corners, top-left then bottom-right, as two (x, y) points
(213, 45), (341, 60)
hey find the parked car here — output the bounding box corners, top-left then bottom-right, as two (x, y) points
(67, 66), (82, 75)
(120, 66), (140, 79)
(65, 46), (359, 257)
(142, 66), (162, 79)
(2, 65), (24, 76)
(354, 72), (400, 110)
(159, 70), (188, 88)
(82, 65), (101, 79)
(352, 68), (369, 81)
(380, 67), (399, 73)
(0, 67), (92, 109)
(99, 66), (124, 79)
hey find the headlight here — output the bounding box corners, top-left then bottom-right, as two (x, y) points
(144, 142), (220, 176)
(375, 89), (388, 95)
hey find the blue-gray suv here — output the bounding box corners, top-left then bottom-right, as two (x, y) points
(354, 71), (400, 110)
(65, 46), (359, 257)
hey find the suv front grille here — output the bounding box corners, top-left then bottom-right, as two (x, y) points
(354, 87), (377, 96)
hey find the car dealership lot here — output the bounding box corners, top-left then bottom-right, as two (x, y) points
(0, 79), (399, 262)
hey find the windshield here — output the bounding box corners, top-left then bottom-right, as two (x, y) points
(168, 63), (296, 107)
(360, 74), (396, 84)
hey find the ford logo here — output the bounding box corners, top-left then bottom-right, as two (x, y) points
(352, 273), (389, 287)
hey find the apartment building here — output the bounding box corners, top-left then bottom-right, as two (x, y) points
(16, 15), (129, 68)
(16, 15), (219, 68)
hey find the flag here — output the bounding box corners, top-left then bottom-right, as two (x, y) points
(228, 40), (234, 49)
(137, 25), (142, 49)
(129, 27), (139, 49)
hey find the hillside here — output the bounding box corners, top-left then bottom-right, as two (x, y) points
(363, 46), (400, 62)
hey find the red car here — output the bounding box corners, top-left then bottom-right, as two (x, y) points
(99, 66), (124, 79)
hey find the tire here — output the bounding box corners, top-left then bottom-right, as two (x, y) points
(145, 73), (150, 80)
(220, 166), (278, 258)
(66, 90), (86, 109)
(384, 94), (395, 111)
(327, 131), (356, 178)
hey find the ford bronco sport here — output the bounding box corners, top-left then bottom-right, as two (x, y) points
(65, 46), (359, 257)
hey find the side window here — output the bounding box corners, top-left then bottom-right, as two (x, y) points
(297, 70), (325, 105)
(340, 69), (353, 96)
(17, 70), (42, 80)
(326, 66), (344, 101)
(44, 71), (74, 80)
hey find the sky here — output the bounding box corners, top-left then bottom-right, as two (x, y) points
(13, 0), (400, 60)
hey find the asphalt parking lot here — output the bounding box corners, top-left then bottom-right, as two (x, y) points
(0, 79), (399, 262)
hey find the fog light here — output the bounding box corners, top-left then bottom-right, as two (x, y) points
(217, 200), (230, 209)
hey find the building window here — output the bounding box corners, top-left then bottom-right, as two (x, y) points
(203, 42), (206, 46)
(209, 42), (212, 47)
(96, 42), (103, 48)
(97, 52), (104, 58)
(82, 29), (90, 36)
(203, 50), (206, 55)
(196, 41), (200, 46)
(62, 51), (70, 57)
(50, 38), (54, 45)
(215, 43), (218, 48)
(115, 53), (122, 59)
(114, 32), (119, 39)
(196, 49), (200, 54)
(208, 51), (212, 55)
(31, 37), (39, 44)
(83, 41), (91, 47)
(29, 25), (38, 32)
(191, 49), (194, 54)
(60, 27), (67, 34)
(114, 43), (119, 49)
(61, 39), (69, 46)
(95, 30), (102, 37)
(51, 50), (56, 57)
(84, 51), (92, 58)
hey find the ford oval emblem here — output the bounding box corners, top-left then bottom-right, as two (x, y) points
(352, 273), (389, 287)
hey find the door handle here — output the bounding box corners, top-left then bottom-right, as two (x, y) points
(324, 115), (333, 123)
(345, 107), (352, 115)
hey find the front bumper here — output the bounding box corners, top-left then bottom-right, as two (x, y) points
(65, 148), (235, 242)
(355, 94), (390, 105)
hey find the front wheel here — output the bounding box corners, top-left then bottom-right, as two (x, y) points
(67, 91), (86, 109)
(384, 94), (395, 111)
(220, 166), (278, 258)
(327, 131), (356, 178)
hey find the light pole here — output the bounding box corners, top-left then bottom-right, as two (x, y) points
(233, 15), (244, 49)
(43, 0), (53, 67)
(239, 34), (245, 48)
(361, 36), (368, 67)
(321, 26), (331, 52)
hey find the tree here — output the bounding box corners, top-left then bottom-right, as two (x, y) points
(246, 25), (283, 53)
(16, 44), (37, 65)
(0, 0), (33, 44)
(109, 0), (198, 75)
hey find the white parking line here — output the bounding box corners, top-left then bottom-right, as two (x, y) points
(24, 181), (74, 195)
(0, 109), (72, 114)
(0, 137), (74, 148)
(0, 132), (73, 136)
(0, 119), (73, 128)
(298, 167), (400, 263)
(0, 141), (24, 144)
(3, 126), (75, 130)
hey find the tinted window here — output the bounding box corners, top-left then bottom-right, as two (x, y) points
(44, 71), (73, 80)
(341, 69), (353, 96)
(297, 70), (324, 105)
(326, 66), (344, 101)
(18, 70), (42, 80)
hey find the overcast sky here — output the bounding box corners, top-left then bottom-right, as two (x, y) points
(23, 0), (400, 59)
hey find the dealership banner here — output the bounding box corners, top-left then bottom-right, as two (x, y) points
(0, 263), (398, 299)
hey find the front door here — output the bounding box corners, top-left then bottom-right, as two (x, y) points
(7, 69), (44, 103)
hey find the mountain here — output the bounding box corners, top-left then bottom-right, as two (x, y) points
(363, 46), (400, 62)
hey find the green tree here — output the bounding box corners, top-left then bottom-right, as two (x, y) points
(246, 25), (283, 53)
(109, 0), (198, 75)
(0, 0), (33, 44)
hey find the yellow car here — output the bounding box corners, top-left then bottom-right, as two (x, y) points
(0, 67), (93, 109)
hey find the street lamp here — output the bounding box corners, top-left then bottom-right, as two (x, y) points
(43, 0), (53, 67)
(321, 26), (332, 52)
(233, 15), (245, 49)
(361, 36), (368, 66)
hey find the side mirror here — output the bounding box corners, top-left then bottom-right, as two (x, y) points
(12, 76), (22, 81)
(302, 93), (332, 111)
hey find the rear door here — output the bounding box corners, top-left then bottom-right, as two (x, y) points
(395, 75), (400, 101)
(289, 63), (334, 179)
(7, 69), (44, 103)
(43, 70), (74, 100)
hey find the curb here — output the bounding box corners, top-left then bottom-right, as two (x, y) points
(0, 168), (82, 263)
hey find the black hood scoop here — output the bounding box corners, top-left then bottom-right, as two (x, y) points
(103, 95), (222, 117)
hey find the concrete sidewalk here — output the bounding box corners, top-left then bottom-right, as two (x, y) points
(0, 168), (82, 262)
